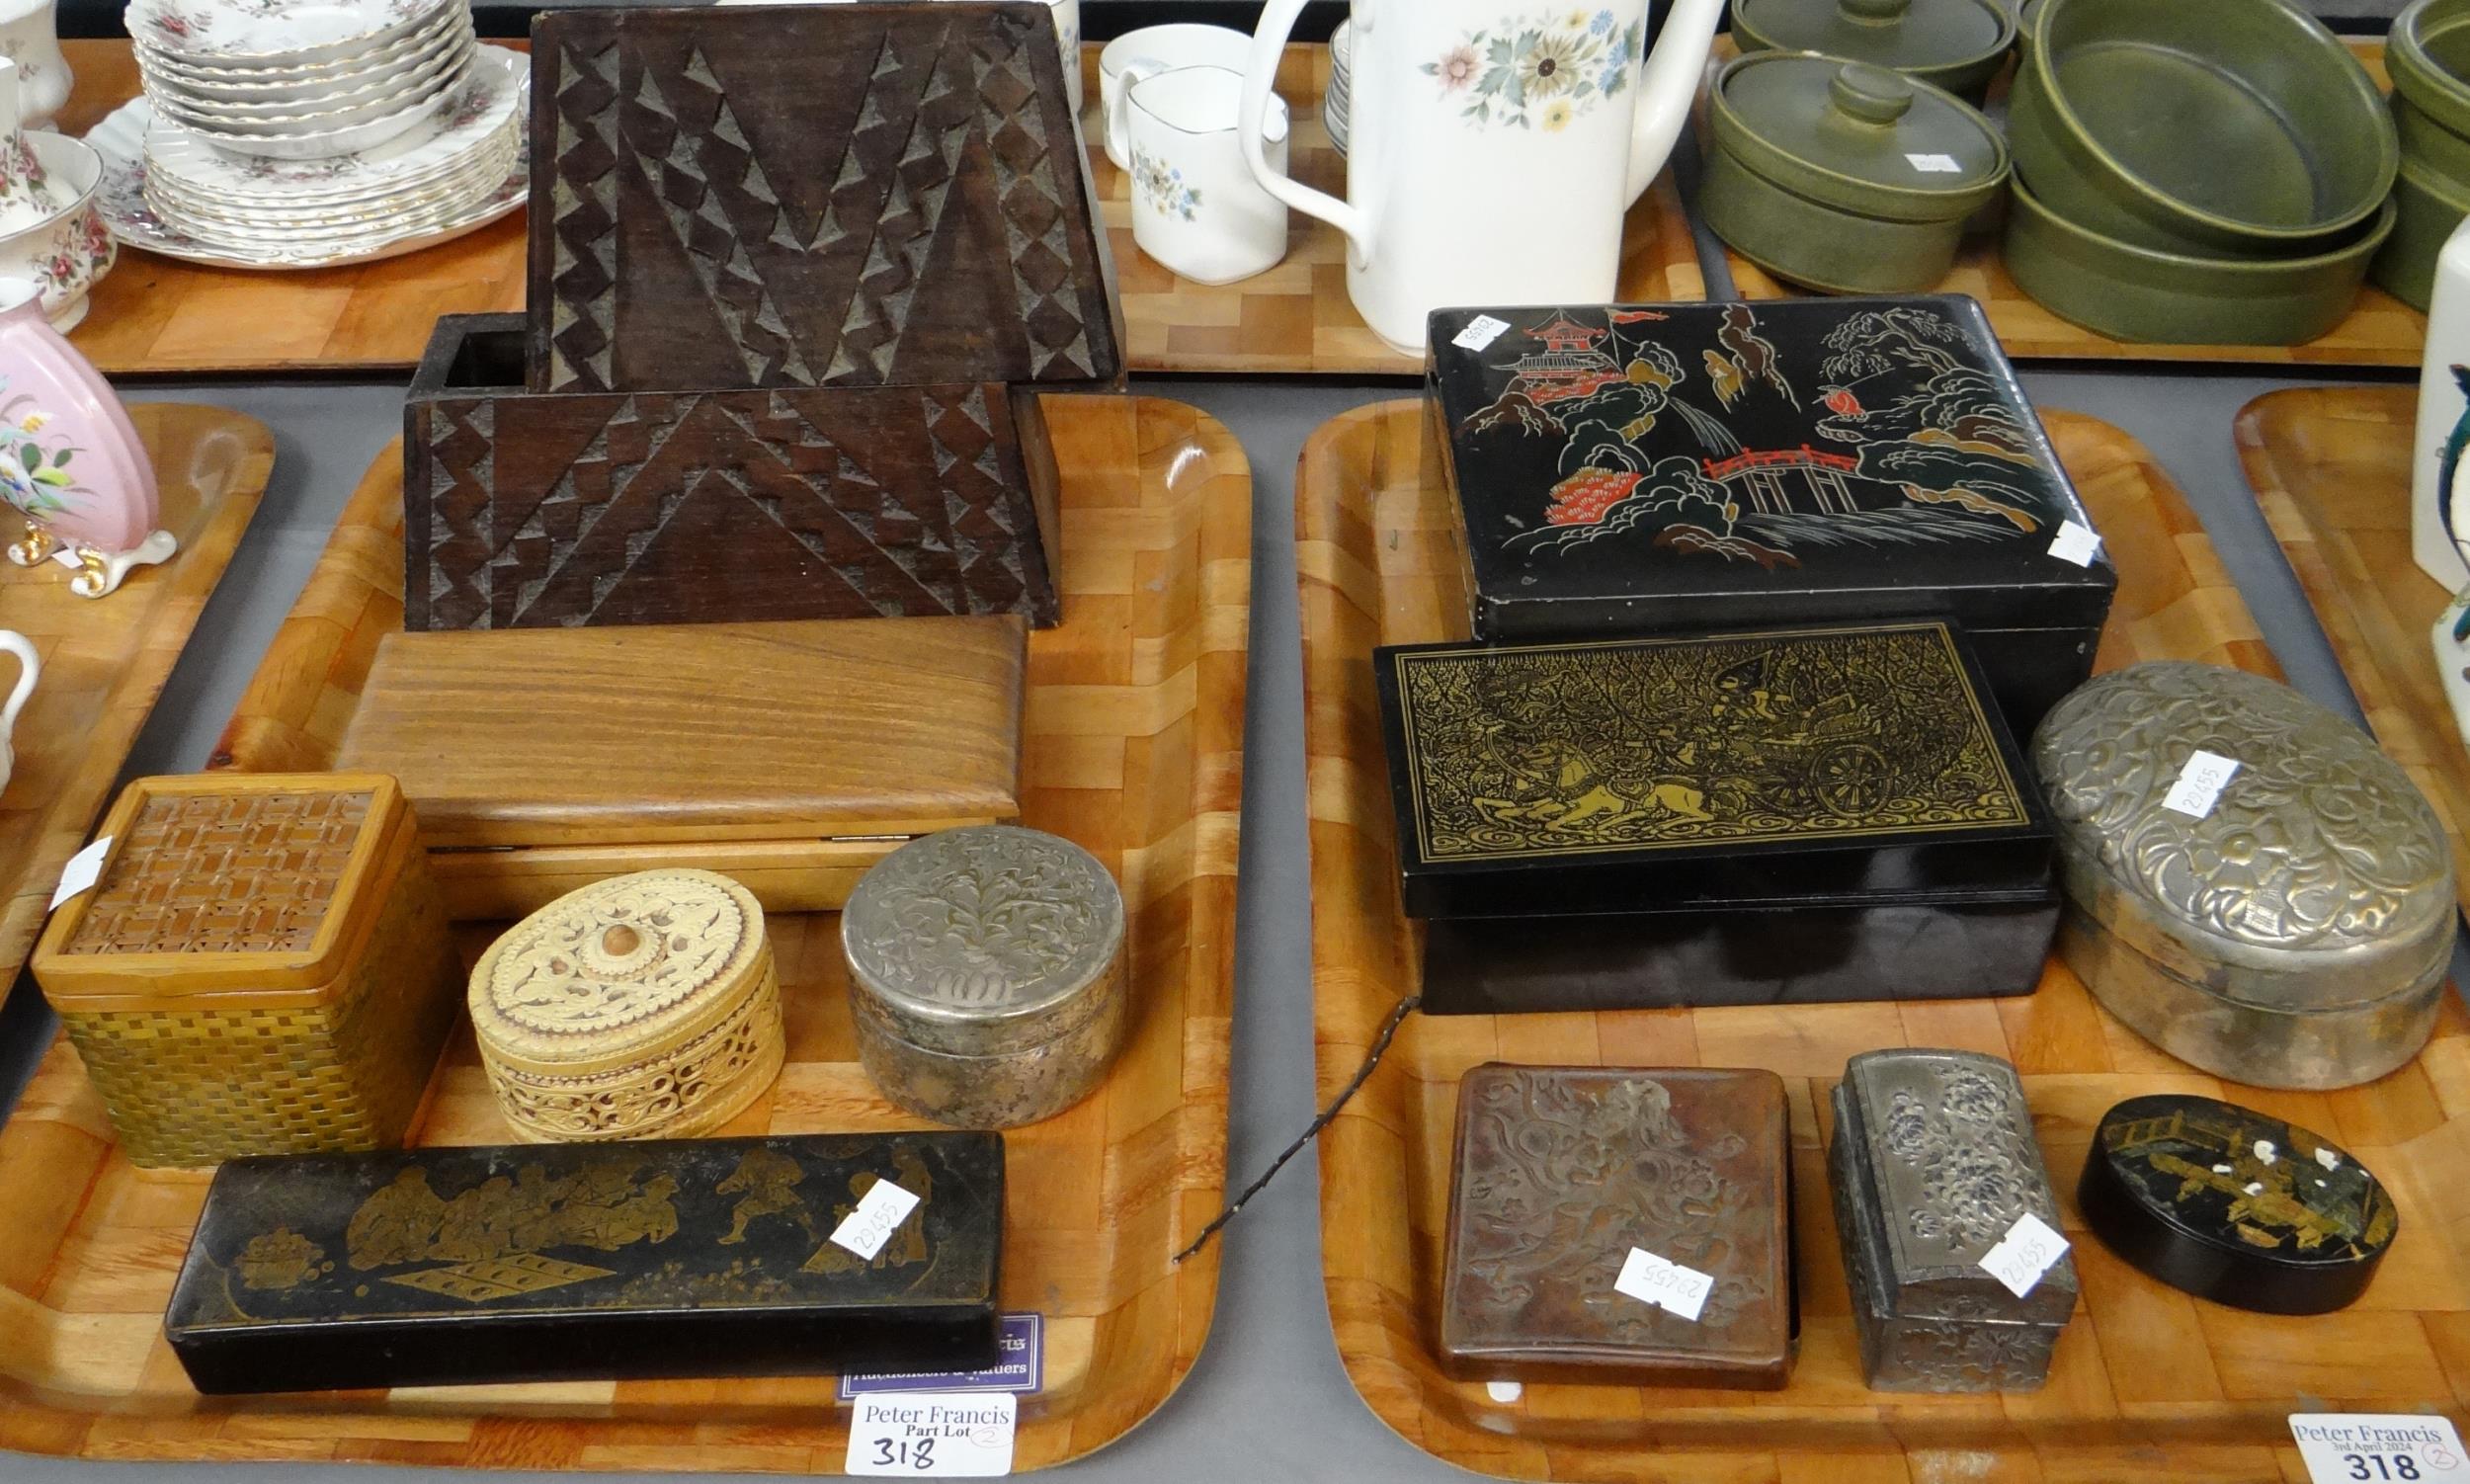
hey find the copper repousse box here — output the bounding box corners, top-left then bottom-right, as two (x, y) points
(31, 773), (460, 1168)
(1439, 1064), (1793, 1390)
(1830, 1048), (2077, 1391)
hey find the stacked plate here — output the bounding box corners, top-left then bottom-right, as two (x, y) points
(83, 0), (525, 271)
(130, 0), (478, 161)
(1327, 19), (1352, 159)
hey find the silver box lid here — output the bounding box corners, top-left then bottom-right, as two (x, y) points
(1832, 1047), (2078, 1328)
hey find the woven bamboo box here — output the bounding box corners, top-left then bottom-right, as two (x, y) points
(30, 773), (461, 1168)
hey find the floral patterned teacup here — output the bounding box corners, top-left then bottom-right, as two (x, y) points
(1100, 24), (1250, 171)
(1126, 65), (1289, 287)
(0, 127), (110, 329)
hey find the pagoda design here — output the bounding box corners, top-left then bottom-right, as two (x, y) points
(1503, 313), (1625, 405)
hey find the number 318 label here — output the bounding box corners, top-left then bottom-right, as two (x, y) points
(2292, 1414), (2467, 1483)
(847, 1392), (1016, 1476)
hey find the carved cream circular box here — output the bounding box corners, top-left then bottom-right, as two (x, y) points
(468, 868), (784, 1142)
(841, 825), (1128, 1129)
(2033, 662), (2455, 1091)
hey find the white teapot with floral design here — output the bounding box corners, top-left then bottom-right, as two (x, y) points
(1240, 0), (1721, 353)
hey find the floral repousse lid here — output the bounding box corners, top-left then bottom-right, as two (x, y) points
(2031, 663), (2457, 1007)
(468, 868), (770, 1077)
(841, 826), (1126, 1059)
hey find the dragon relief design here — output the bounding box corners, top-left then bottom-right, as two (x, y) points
(1393, 626), (2028, 863)
(1450, 1071), (1775, 1349)
(1452, 302), (2061, 573)
(2034, 663), (2454, 951)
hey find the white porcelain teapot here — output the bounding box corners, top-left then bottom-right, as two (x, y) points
(1241, 0), (1722, 353)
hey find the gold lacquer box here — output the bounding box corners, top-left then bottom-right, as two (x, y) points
(31, 773), (461, 1168)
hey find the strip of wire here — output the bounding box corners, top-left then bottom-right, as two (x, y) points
(1172, 993), (1421, 1265)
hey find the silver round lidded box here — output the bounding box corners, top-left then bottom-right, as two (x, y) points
(2033, 663), (2455, 1091)
(841, 825), (1130, 1129)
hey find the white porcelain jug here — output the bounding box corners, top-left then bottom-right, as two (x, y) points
(2412, 213), (2470, 590)
(0, 0), (65, 129)
(0, 628), (38, 797)
(1240, 0), (1722, 353)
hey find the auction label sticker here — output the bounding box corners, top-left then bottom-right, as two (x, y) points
(1615, 1247), (1714, 1322)
(2163, 750), (2242, 819)
(1977, 1211), (2069, 1299)
(830, 1178), (923, 1262)
(50, 835), (111, 910)
(2291, 1414), (2467, 1482)
(1453, 314), (1514, 352)
(2048, 519), (2102, 567)
(841, 1314), (1043, 1399)
(847, 1393), (1016, 1477)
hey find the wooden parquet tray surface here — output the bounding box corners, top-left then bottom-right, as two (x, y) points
(1707, 39), (2430, 369)
(0, 401), (269, 1022)
(2238, 385), (2470, 922)
(1296, 399), (2470, 1482)
(0, 394), (1244, 1475)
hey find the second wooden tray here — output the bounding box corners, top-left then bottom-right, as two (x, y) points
(0, 394), (1244, 1474)
(2237, 384), (2470, 922)
(1297, 400), (2466, 1481)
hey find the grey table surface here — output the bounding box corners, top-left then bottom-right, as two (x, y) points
(0, 168), (2434, 1484)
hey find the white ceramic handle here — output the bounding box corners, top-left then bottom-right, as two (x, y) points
(1109, 56), (1162, 165)
(0, 629), (40, 742)
(1627, 0), (1727, 205)
(1241, 0), (1370, 256)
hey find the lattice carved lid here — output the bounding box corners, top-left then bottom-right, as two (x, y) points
(33, 774), (410, 1009)
(468, 868), (771, 1077)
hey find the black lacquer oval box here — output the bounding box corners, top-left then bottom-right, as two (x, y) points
(2078, 1094), (2397, 1315)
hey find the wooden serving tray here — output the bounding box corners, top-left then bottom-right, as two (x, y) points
(0, 394), (1244, 1473)
(2237, 385), (2470, 922)
(1297, 400), (2468, 1480)
(0, 402), (270, 1018)
(1706, 40), (2430, 369)
(57, 40), (1699, 376)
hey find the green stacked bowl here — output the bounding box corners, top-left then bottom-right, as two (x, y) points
(1998, 0), (2401, 344)
(2375, 0), (2470, 309)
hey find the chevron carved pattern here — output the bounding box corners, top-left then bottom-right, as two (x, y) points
(526, 7), (1118, 394)
(407, 374), (1061, 632)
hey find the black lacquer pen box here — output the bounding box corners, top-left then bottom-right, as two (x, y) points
(165, 1132), (1004, 1394)
(1375, 621), (2061, 1014)
(1425, 296), (2115, 734)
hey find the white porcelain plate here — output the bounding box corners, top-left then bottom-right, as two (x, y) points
(132, 1), (464, 88)
(136, 44), (520, 199)
(129, 0), (455, 64)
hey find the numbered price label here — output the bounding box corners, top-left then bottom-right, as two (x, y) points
(2292, 1414), (2468, 1483)
(1977, 1211), (2069, 1299)
(2162, 750), (2242, 819)
(830, 1178), (923, 1263)
(1614, 1246), (1714, 1322)
(847, 1392), (1016, 1477)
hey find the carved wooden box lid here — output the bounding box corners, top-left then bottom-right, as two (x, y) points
(842, 825), (1125, 1058)
(33, 773), (413, 1011)
(527, 3), (1120, 395)
(334, 616), (1026, 851)
(1439, 1063), (1792, 1388)
(470, 868), (771, 1079)
(2033, 662), (2456, 1007)
(1831, 1047), (2077, 1328)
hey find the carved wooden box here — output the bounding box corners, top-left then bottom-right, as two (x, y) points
(405, 314), (1063, 631)
(527, 3), (1121, 395)
(333, 616), (1026, 920)
(1375, 621), (2061, 1013)
(1829, 1048), (2076, 1392)
(165, 1131), (1005, 1393)
(1439, 1063), (1792, 1390)
(29, 774), (460, 1169)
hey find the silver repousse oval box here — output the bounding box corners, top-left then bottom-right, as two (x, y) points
(1829, 1048), (2076, 1392)
(2032, 663), (2455, 1090)
(841, 825), (1129, 1129)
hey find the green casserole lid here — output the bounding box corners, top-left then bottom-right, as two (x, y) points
(1735, 0), (2014, 76)
(1710, 53), (2009, 222)
(2391, 0), (2470, 141)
